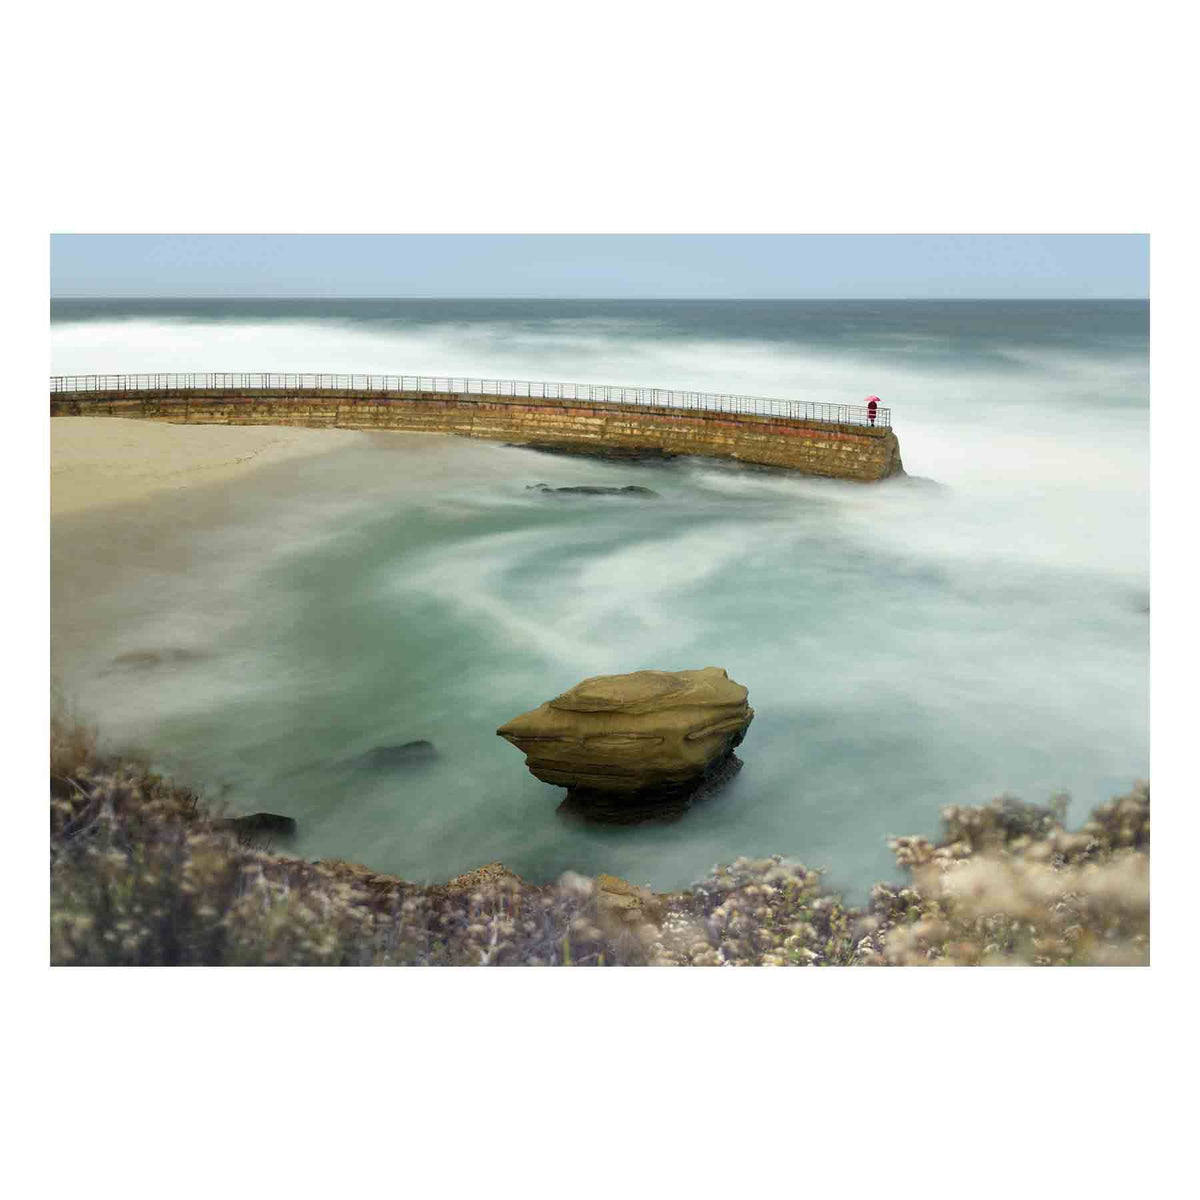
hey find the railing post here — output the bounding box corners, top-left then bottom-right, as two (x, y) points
(48, 370), (879, 430)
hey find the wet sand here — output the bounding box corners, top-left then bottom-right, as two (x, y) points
(51, 417), (367, 518)
(49, 425), (540, 699)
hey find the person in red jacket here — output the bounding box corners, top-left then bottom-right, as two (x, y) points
(865, 395), (880, 426)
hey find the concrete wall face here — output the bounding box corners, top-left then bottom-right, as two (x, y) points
(50, 390), (904, 482)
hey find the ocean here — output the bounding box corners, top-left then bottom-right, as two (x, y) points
(50, 299), (1149, 899)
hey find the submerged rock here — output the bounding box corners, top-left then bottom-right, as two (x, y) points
(106, 648), (208, 672)
(350, 741), (437, 769)
(216, 812), (297, 837)
(527, 483), (660, 498)
(509, 442), (677, 462)
(497, 667), (753, 816)
(889, 473), (944, 491)
(556, 753), (743, 825)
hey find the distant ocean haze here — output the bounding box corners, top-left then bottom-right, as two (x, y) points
(49, 299), (1149, 899)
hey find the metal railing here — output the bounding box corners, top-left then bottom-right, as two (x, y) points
(49, 372), (891, 428)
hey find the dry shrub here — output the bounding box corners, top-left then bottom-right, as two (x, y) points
(50, 686), (98, 789)
(48, 710), (1149, 966)
(50, 803), (649, 966)
(649, 858), (860, 966)
(860, 783), (1150, 966)
(49, 740), (647, 965)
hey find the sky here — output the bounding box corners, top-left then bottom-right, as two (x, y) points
(50, 234), (1148, 300)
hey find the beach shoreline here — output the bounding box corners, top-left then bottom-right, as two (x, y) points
(50, 417), (367, 519)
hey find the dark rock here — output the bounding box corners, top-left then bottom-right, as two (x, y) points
(106, 648), (208, 672)
(350, 740), (437, 770)
(594, 874), (667, 934)
(557, 754), (743, 825)
(436, 862), (529, 895)
(216, 812), (297, 837)
(508, 441), (677, 463)
(889, 474), (946, 491)
(527, 483), (660, 498)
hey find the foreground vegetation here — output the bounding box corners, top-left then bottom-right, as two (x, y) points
(50, 715), (1149, 966)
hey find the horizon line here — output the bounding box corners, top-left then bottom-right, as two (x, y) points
(51, 294), (1150, 302)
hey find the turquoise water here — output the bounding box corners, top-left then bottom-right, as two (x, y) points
(50, 300), (1149, 899)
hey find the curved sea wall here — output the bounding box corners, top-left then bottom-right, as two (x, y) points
(50, 387), (904, 481)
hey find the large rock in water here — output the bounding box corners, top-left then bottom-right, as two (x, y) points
(496, 667), (753, 809)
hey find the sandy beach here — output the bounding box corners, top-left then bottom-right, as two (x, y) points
(51, 417), (366, 518)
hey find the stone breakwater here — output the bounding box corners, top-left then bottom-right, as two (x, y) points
(50, 388), (904, 481)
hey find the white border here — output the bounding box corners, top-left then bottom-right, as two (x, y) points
(11, 2), (1190, 1193)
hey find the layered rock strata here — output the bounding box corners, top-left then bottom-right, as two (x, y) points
(497, 667), (753, 815)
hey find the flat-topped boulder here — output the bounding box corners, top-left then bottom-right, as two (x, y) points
(497, 667), (753, 809)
